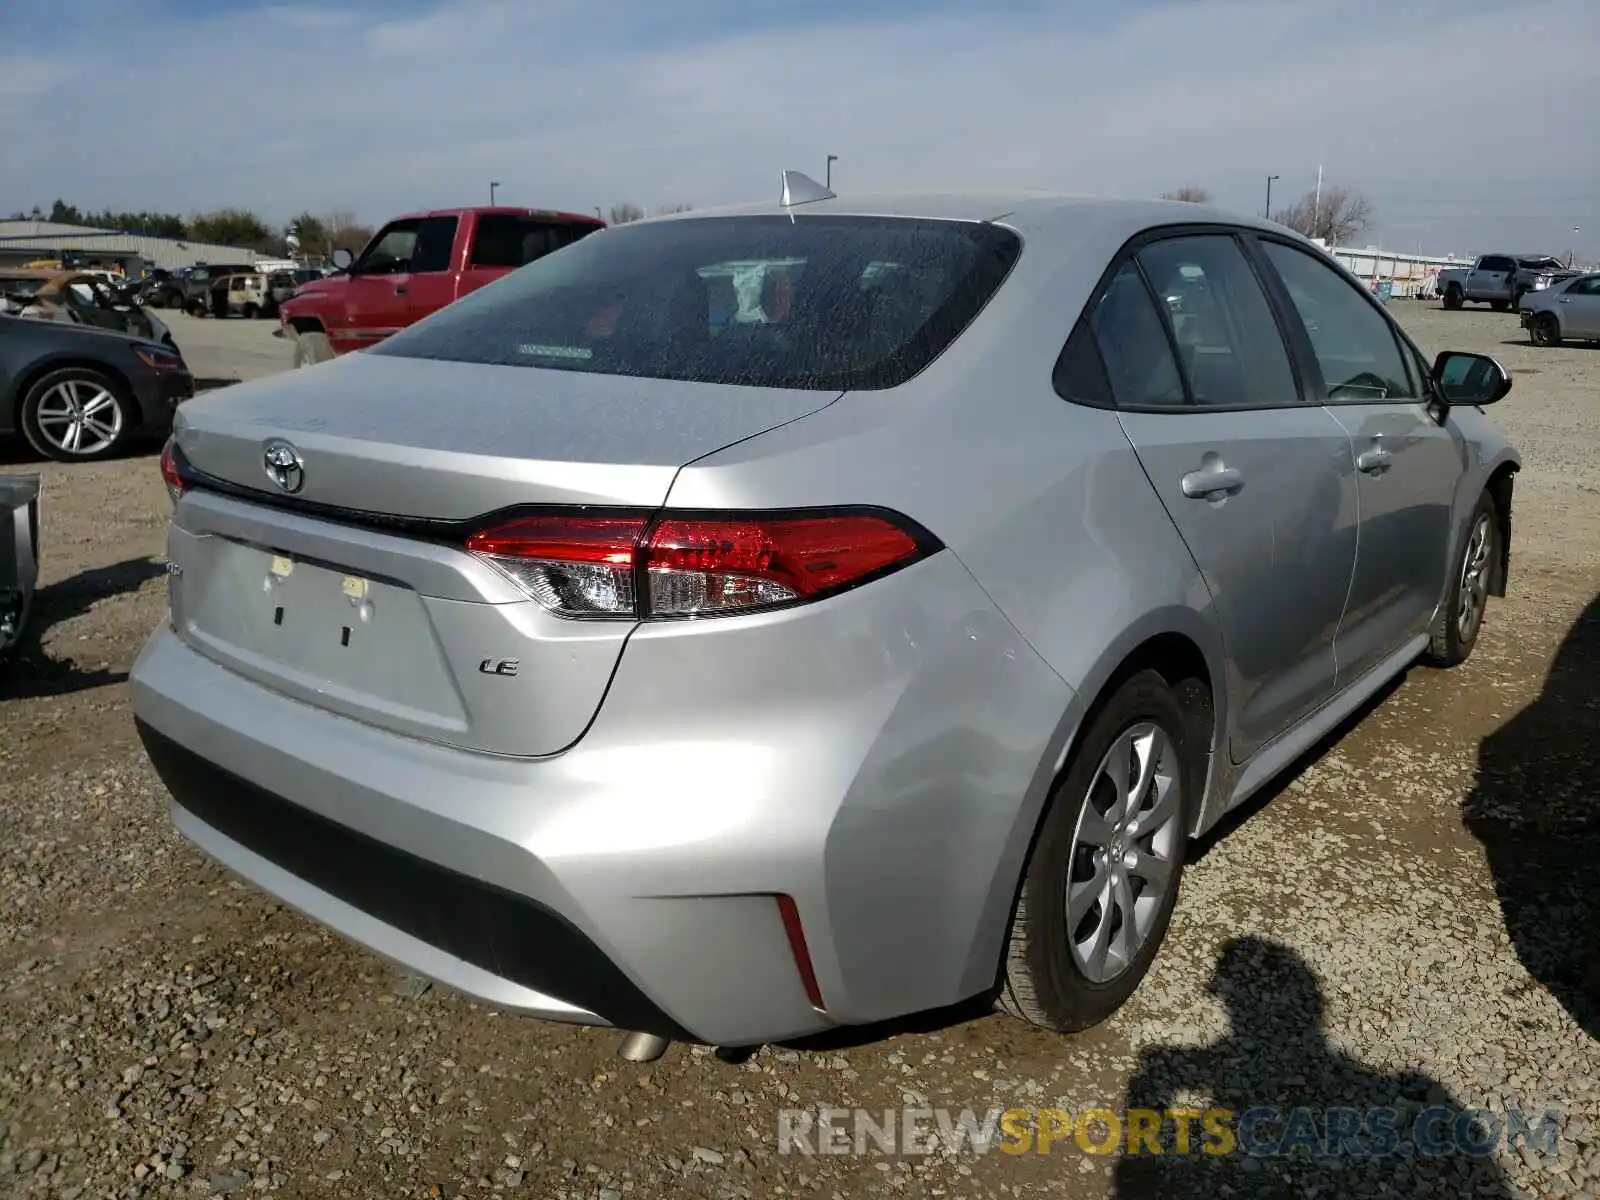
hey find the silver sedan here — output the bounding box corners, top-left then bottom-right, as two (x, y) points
(130, 177), (1520, 1053)
(1520, 271), (1600, 346)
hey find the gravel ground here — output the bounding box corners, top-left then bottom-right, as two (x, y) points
(0, 306), (1596, 1199)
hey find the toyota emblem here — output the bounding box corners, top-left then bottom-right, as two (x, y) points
(263, 440), (305, 493)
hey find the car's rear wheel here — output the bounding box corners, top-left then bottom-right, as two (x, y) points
(1490, 299), (1509, 311)
(1424, 493), (1499, 668)
(20, 367), (134, 462)
(998, 670), (1195, 1033)
(292, 329), (334, 368)
(1442, 285), (1464, 310)
(1529, 312), (1561, 347)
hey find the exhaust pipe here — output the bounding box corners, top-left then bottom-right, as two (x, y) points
(617, 1032), (671, 1063)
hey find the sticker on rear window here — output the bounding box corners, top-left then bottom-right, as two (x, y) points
(516, 343), (592, 360)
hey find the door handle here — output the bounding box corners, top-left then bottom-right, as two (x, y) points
(1180, 463), (1244, 500)
(1558, 297), (1571, 304)
(1356, 447), (1392, 474)
(394, 285), (407, 295)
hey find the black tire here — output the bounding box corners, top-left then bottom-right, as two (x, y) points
(1529, 312), (1561, 348)
(1424, 493), (1499, 668)
(1442, 285), (1464, 310)
(0, 587), (31, 667)
(19, 367), (136, 463)
(145, 291), (167, 309)
(998, 669), (1198, 1033)
(292, 329), (335, 368)
(1490, 299), (1509, 312)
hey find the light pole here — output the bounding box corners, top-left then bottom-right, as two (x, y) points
(1264, 174), (1279, 220)
(826, 155), (838, 189)
(489, 180), (500, 205)
(595, 207), (603, 220)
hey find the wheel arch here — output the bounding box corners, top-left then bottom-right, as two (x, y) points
(1485, 460), (1517, 597)
(1052, 615), (1224, 839)
(285, 315), (326, 337)
(964, 612), (1225, 1000)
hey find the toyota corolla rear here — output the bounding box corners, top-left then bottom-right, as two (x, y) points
(129, 208), (1074, 1047)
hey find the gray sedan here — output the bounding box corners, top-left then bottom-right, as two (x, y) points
(130, 179), (1520, 1054)
(1520, 272), (1600, 346)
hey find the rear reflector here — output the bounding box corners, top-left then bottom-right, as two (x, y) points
(465, 508), (934, 620)
(776, 894), (826, 1011)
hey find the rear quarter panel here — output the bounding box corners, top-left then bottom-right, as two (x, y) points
(663, 215), (1229, 1004)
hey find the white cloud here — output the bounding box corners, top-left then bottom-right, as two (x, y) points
(2, 0), (1595, 256)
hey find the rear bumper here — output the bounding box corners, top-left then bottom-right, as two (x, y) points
(137, 720), (687, 1037)
(130, 552), (1077, 1045)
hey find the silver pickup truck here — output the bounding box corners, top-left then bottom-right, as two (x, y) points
(1437, 253), (1579, 311)
(1, 474), (39, 665)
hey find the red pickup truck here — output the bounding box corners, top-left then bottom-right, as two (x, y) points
(279, 206), (605, 367)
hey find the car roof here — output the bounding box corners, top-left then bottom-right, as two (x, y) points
(635, 190), (1298, 245)
(386, 205), (605, 225)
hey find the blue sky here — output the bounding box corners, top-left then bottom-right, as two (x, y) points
(2, 0), (1596, 258)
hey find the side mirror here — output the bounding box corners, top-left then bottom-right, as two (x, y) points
(330, 248), (354, 271)
(1432, 351), (1512, 406)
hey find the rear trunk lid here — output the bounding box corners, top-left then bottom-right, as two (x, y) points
(166, 352), (839, 756)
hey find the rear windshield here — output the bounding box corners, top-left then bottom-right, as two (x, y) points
(372, 215), (1021, 390)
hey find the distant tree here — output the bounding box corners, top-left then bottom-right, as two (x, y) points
(609, 202), (646, 225)
(1273, 185), (1374, 246)
(654, 203), (694, 215)
(188, 208), (273, 250)
(321, 210), (374, 255)
(1160, 186), (1211, 204)
(32, 199), (186, 237)
(87, 210), (188, 238)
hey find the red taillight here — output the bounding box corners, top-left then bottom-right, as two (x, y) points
(159, 438), (186, 505)
(464, 509), (931, 620)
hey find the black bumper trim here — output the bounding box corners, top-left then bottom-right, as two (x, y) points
(135, 719), (691, 1041)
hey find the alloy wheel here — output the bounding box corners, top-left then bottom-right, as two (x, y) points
(1066, 721), (1185, 984)
(1457, 513), (1493, 643)
(34, 378), (124, 457)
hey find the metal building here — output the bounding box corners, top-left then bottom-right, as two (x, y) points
(0, 220), (268, 274)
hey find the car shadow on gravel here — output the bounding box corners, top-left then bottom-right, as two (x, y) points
(1465, 593), (1600, 1042)
(0, 556), (167, 700)
(1114, 937), (1516, 1198)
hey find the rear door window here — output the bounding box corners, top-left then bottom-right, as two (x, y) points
(470, 216), (601, 268)
(1136, 235), (1300, 408)
(1084, 261), (1188, 408)
(374, 215), (1021, 391)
